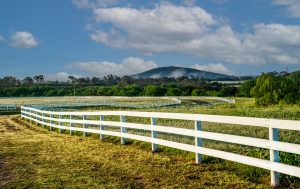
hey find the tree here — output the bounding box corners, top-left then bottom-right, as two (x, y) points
(23, 77), (34, 86)
(191, 88), (206, 96)
(219, 86), (238, 97)
(250, 73), (298, 106)
(119, 84), (141, 96)
(39, 75), (44, 83)
(91, 77), (99, 85)
(288, 71), (300, 87)
(237, 79), (256, 97)
(68, 76), (76, 83)
(0, 76), (19, 87)
(68, 76), (77, 96)
(119, 76), (134, 86)
(165, 88), (182, 96)
(33, 75), (44, 83)
(143, 86), (167, 96)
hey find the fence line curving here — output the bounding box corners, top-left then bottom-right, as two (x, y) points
(21, 106), (300, 187)
(1, 96), (182, 109)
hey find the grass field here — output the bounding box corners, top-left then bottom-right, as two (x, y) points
(81, 97), (300, 120)
(0, 96), (179, 107)
(0, 115), (272, 188)
(1, 97), (300, 188)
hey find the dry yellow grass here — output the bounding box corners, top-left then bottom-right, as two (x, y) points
(0, 115), (273, 188)
(0, 96), (174, 107)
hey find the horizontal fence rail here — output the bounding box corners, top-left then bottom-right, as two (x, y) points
(29, 98), (182, 110)
(0, 96), (182, 109)
(0, 105), (17, 111)
(20, 106), (300, 187)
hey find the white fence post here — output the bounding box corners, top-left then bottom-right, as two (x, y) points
(30, 109), (33, 123)
(18, 106), (300, 187)
(29, 109), (32, 121)
(269, 123), (280, 187)
(70, 115), (73, 135)
(195, 120), (203, 164)
(120, 115), (126, 144)
(100, 115), (104, 140)
(59, 115), (62, 134)
(35, 111), (38, 126)
(25, 109), (28, 120)
(42, 113), (45, 128)
(50, 114), (53, 131)
(151, 117), (158, 152)
(83, 115), (87, 137)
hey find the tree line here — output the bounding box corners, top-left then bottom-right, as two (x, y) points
(0, 74), (237, 97)
(0, 71), (299, 106)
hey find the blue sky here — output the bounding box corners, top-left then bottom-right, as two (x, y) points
(0, 0), (300, 80)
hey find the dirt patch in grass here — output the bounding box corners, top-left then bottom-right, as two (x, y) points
(1, 120), (20, 132)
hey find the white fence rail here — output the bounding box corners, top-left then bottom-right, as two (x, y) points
(0, 105), (17, 111)
(21, 106), (300, 187)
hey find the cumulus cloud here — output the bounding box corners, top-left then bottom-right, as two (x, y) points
(67, 57), (158, 76)
(10, 31), (39, 48)
(90, 3), (218, 52)
(193, 63), (234, 75)
(189, 23), (300, 65)
(87, 3), (300, 65)
(273, 0), (300, 18)
(239, 24), (300, 65)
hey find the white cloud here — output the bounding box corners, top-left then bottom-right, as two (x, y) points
(10, 31), (39, 48)
(83, 2), (300, 66)
(188, 23), (300, 65)
(239, 24), (300, 65)
(193, 63), (234, 75)
(273, 0), (300, 18)
(91, 3), (218, 51)
(0, 35), (4, 42)
(73, 0), (90, 8)
(44, 72), (81, 82)
(67, 57), (158, 76)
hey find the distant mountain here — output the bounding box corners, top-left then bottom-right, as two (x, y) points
(131, 66), (239, 81)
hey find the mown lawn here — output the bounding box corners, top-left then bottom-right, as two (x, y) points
(0, 115), (273, 188)
(0, 96), (174, 107)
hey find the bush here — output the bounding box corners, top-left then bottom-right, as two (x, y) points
(165, 88), (182, 96)
(251, 73), (299, 106)
(219, 86), (238, 97)
(143, 86), (167, 96)
(119, 85), (142, 96)
(237, 80), (256, 97)
(191, 88), (206, 96)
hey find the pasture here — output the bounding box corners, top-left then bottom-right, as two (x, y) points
(1, 97), (300, 188)
(0, 115), (268, 188)
(0, 96), (178, 107)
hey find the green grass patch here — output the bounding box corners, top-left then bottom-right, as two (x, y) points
(2, 97), (300, 188)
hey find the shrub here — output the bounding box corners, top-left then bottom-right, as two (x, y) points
(251, 73), (299, 106)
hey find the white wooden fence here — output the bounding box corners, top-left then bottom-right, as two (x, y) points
(0, 104), (17, 111)
(21, 106), (300, 187)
